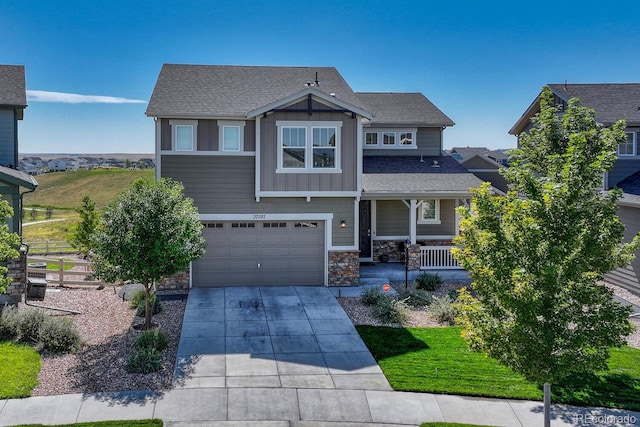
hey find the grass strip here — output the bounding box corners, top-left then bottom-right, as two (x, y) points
(0, 341), (40, 398)
(357, 326), (640, 410)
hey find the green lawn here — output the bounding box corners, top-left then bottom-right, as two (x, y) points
(0, 341), (41, 398)
(357, 326), (640, 410)
(12, 421), (162, 427)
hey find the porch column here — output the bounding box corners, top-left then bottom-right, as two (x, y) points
(409, 199), (417, 244)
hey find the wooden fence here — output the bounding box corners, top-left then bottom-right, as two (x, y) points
(25, 241), (76, 255)
(27, 256), (104, 287)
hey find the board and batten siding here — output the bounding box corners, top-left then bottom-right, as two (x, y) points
(161, 155), (355, 247)
(363, 127), (441, 157)
(604, 204), (640, 295)
(160, 118), (255, 152)
(608, 158), (640, 188)
(259, 111), (358, 193)
(0, 109), (17, 166)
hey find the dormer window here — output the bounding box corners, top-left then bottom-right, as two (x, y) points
(277, 121), (342, 173)
(365, 129), (417, 149)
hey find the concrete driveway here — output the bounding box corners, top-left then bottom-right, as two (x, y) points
(173, 285), (392, 391)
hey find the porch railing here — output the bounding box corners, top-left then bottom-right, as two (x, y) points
(419, 246), (462, 270)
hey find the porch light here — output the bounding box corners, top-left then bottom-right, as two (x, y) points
(340, 220), (347, 228)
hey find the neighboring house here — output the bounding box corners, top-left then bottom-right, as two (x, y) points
(450, 147), (509, 194)
(511, 83), (640, 295)
(146, 64), (486, 287)
(47, 158), (67, 172)
(0, 65), (38, 235)
(18, 160), (41, 175)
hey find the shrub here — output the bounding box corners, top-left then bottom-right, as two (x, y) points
(447, 288), (460, 300)
(17, 309), (47, 343)
(428, 296), (456, 325)
(136, 329), (168, 352)
(360, 287), (384, 306)
(126, 347), (162, 374)
(398, 289), (432, 307)
(130, 289), (147, 309)
(374, 295), (410, 324)
(415, 273), (443, 291)
(136, 297), (162, 317)
(0, 305), (20, 340)
(38, 316), (82, 353)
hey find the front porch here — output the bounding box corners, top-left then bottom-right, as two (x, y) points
(360, 261), (469, 284)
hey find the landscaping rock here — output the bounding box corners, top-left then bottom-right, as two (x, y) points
(117, 283), (146, 301)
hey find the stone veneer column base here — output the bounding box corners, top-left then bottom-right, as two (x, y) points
(156, 267), (190, 293)
(328, 250), (360, 286)
(2, 247), (28, 305)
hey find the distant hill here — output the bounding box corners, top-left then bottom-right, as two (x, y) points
(23, 169), (155, 210)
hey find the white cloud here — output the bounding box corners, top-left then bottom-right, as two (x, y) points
(27, 90), (146, 104)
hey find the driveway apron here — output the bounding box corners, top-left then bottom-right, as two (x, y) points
(173, 286), (392, 391)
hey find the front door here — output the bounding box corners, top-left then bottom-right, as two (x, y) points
(359, 200), (372, 259)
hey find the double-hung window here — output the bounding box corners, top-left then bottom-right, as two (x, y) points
(219, 121), (245, 152)
(418, 199), (441, 224)
(618, 132), (637, 156)
(277, 121), (341, 172)
(170, 120), (197, 151)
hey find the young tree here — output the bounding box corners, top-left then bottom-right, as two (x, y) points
(452, 87), (639, 426)
(92, 178), (206, 329)
(0, 200), (20, 294)
(69, 195), (100, 258)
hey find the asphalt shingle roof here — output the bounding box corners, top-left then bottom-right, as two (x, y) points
(0, 65), (26, 107)
(356, 92), (454, 127)
(362, 156), (483, 195)
(0, 165), (38, 190)
(146, 64), (364, 117)
(617, 170), (640, 196)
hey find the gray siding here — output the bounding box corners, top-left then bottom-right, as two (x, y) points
(464, 156), (497, 169)
(608, 158), (640, 188)
(161, 155), (355, 246)
(377, 200), (409, 235)
(363, 127), (441, 157)
(160, 118), (255, 152)
(0, 109), (17, 166)
(259, 111), (358, 193)
(604, 204), (640, 295)
(377, 199), (456, 236)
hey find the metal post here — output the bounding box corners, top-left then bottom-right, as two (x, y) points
(405, 239), (410, 287)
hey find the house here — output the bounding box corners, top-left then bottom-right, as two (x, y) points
(0, 65), (39, 235)
(511, 84), (640, 295)
(450, 147), (509, 194)
(47, 158), (67, 172)
(146, 64), (485, 287)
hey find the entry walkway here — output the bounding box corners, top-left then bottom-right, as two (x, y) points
(1, 286), (639, 426)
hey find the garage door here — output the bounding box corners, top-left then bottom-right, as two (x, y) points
(192, 220), (325, 287)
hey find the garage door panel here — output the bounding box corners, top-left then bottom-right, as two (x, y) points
(193, 220), (325, 287)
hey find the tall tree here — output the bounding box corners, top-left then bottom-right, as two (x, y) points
(452, 87), (639, 426)
(92, 178), (206, 329)
(0, 200), (20, 294)
(69, 195), (100, 258)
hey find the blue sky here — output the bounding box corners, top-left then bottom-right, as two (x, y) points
(4, 0), (640, 154)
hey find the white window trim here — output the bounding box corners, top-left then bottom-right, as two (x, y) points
(218, 121), (245, 152)
(276, 120), (342, 173)
(417, 199), (441, 224)
(170, 120), (197, 152)
(618, 131), (637, 157)
(364, 129), (417, 149)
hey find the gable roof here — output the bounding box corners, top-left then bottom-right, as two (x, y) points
(510, 83), (640, 135)
(357, 92), (454, 127)
(618, 170), (640, 196)
(0, 65), (27, 119)
(146, 64), (365, 118)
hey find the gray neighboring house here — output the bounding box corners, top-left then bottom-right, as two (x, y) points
(146, 64), (485, 288)
(511, 84), (640, 295)
(450, 147), (509, 194)
(0, 65), (38, 235)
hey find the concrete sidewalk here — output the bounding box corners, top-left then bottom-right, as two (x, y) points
(1, 285), (639, 426)
(2, 388), (639, 426)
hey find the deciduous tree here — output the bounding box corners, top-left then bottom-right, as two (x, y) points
(452, 87), (639, 426)
(69, 195), (99, 258)
(0, 200), (20, 294)
(92, 178), (205, 329)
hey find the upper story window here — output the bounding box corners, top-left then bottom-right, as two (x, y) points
(619, 132), (637, 156)
(170, 120), (197, 151)
(277, 121), (342, 173)
(418, 199), (441, 224)
(219, 121), (245, 152)
(365, 129), (417, 149)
